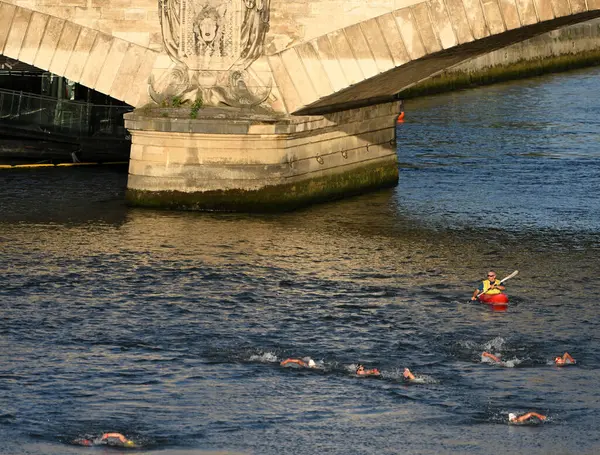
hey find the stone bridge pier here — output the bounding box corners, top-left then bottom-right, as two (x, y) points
(2, 0), (600, 211)
(124, 101), (402, 211)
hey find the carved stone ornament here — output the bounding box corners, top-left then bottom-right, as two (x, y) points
(151, 0), (273, 109)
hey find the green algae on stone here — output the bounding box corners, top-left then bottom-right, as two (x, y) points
(126, 161), (399, 213)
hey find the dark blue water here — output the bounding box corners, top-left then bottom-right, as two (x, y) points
(1, 67), (600, 455)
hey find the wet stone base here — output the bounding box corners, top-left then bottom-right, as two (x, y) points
(125, 159), (399, 212)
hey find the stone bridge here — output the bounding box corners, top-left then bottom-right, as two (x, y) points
(2, 0), (600, 210)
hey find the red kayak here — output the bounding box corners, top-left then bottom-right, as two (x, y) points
(478, 293), (509, 305)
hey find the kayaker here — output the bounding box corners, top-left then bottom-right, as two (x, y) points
(471, 271), (506, 301)
(508, 412), (547, 424)
(280, 357), (317, 368)
(356, 364), (381, 376)
(554, 352), (576, 366)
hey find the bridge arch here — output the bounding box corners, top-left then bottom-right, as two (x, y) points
(268, 0), (600, 115)
(2, 0), (599, 115)
(0, 2), (157, 107)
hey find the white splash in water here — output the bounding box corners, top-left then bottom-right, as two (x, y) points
(249, 352), (279, 363)
(501, 358), (522, 368)
(410, 374), (438, 384)
(481, 353), (522, 368)
(459, 340), (479, 350)
(483, 336), (505, 351)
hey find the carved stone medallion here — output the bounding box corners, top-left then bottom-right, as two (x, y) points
(154, 0), (272, 108)
(159, 0), (270, 71)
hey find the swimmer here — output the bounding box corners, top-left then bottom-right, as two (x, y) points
(356, 364), (381, 376)
(74, 432), (136, 448)
(508, 412), (547, 424)
(280, 357), (317, 368)
(402, 367), (437, 384)
(481, 351), (522, 368)
(554, 352), (576, 367)
(482, 351), (501, 363)
(403, 368), (416, 381)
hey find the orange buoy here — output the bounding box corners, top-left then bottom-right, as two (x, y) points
(397, 111), (405, 123)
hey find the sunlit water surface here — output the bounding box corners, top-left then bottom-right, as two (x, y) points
(1, 67), (600, 455)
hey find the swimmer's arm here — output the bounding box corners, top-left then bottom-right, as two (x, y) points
(404, 368), (416, 380)
(280, 359), (306, 367)
(518, 412), (546, 422)
(564, 353), (576, 363)
(101, 433), (128, 443)
(482, 352), (501, 363)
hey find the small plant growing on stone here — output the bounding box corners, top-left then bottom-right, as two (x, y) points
(160, 95), (184, 108)
(171, 95), (184, 107)
(190, 97), (203, 119)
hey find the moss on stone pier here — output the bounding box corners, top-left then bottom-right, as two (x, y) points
(126, 160), (399, 212)
(399, 50), (600, 99)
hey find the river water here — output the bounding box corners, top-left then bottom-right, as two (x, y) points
(1, 67), (600, 455)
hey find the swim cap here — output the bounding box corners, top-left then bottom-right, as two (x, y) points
(308, 359), (316, 368)
(508, 413), (517, 421)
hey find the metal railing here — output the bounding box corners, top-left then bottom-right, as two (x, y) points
(0, 88), (133, 138)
